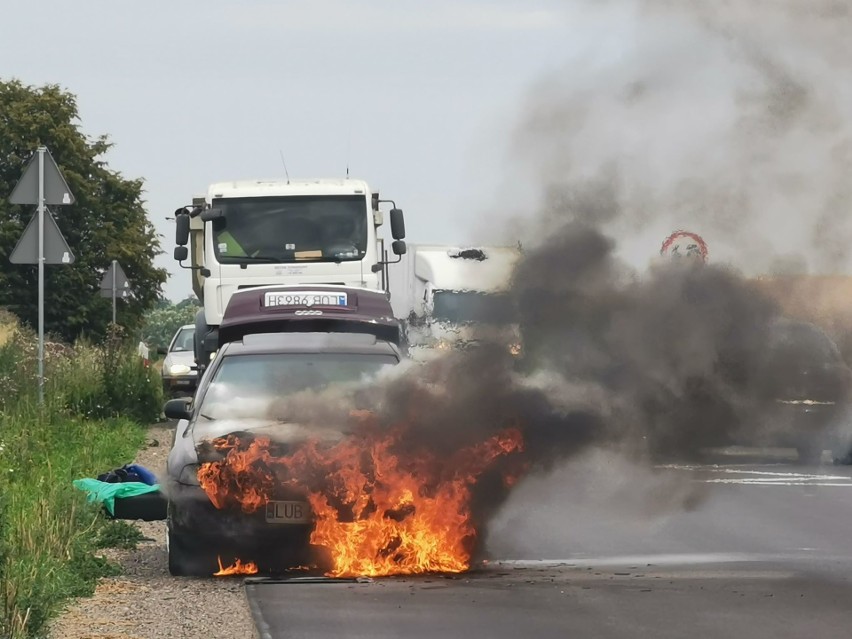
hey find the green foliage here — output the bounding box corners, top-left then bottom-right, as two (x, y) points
(0, 410), (144, 639)
(0, 317), (164, 424)
(0, 79), (168, 342)
(54, 326), (164, 425)
(0, 317), (153, 638)
(95, 520), (145, 551)
(141, 296), (200, 351)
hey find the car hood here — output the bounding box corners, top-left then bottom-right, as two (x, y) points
(163, 350), (197, 373)
(192, 417), (347, 447)
(167, 415), (347, 482)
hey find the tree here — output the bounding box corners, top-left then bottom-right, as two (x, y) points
(0, 79), (167, 342)
(141, 297), (200, 351)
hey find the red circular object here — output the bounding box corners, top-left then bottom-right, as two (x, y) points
(660, 230), (708, 262)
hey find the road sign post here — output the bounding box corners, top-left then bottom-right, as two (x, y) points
(100, 261), (130, 324)
(8, 146), (76, 404)
(38, 149), (44, 406)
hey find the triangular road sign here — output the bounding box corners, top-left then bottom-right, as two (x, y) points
(100, 262), (131, 298)
(9, 147), (76, 206)
(9, 209), (75, 264)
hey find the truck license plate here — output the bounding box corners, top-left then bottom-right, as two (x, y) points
(264, 291), (348, 308)
(265, 501), (311, 524)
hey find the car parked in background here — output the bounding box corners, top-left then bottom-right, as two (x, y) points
(159, 325), (198, 398)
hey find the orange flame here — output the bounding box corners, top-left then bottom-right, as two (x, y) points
(213, 556), (259, 576)
(199, 419), (524, 578)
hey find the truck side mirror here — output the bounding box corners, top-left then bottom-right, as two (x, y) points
(390, 208), (405, 240)
(392, 240), (407, 256)
(175, 213), (190, 246)
(174, 246), (189, 262)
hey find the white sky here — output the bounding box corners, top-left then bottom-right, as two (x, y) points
(2, 0), (575, 301)
(7, 1), (848, 301)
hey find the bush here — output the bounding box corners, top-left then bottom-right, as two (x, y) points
(51, 325), (163, 424)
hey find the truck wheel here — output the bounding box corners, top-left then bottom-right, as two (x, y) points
(167, 530), (219, 577)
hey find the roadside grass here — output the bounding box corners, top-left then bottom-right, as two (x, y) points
(95, 521), (146, 551)
(0, 316), (161, 638)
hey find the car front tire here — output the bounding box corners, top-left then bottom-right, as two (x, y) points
(167, 529), (220, 577)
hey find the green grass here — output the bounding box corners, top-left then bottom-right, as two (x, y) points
(95, 520), (146, 551)
(0, 317), (156, 638)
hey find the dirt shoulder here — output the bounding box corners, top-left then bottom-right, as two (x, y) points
(48, 423), (258, 639)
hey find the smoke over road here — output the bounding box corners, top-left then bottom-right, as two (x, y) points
(477, 0), (852, 556)
(505, 0), (852, 275)
(197, 1), (852, 570)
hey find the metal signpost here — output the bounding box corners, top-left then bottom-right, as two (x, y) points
(99, 260), (131, 324)
(8, 146), (76, 404)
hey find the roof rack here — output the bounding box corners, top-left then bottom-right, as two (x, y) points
(218, 285), (401, 347)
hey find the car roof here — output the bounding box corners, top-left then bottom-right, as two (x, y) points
(220, 332), (401, 358)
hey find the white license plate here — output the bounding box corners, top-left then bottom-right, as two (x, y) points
(265, 501), (311, 524)
(264, 291), (348, 308)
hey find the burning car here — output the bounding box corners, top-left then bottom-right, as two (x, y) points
(163, 331), (401, 575)
(161, 285), (403, 576)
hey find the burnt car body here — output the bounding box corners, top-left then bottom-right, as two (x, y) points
(685, 318), (852, 463)
(624, 317), (852, 464)
(752, 318), (852, 462)
(163, 285), (402, 576)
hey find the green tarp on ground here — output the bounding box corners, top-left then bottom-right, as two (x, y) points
(73, 478), (161, 516)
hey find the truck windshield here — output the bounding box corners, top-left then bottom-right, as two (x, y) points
(211, 195), (368, 264)
(432, 291), (515, 324)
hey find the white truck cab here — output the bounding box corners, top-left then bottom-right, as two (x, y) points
(172, 178), (406, 368)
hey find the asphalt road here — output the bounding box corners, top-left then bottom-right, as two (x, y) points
(245, 451), (852, 639)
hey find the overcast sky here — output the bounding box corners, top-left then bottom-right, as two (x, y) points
(3, 0), (576, 301)
(7, 1), (850, 301)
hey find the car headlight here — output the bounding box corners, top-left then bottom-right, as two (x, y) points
(508, 342), (523, 357)
(169, 364), (192, 376)
(178, 463), (200, 486)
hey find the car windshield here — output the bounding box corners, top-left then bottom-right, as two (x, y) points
(170, 327), (195, 352)
(211, 195), (368, 264)
(195, 352), (397, 423)
(432, 291), (515, 324)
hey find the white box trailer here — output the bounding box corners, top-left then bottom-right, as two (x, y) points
(387, 244), (522, 356)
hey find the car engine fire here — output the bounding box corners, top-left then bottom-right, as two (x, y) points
(197, 411), (524, 578)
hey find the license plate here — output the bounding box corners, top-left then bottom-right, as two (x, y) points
(264, 291), (348, 308)
(265, 501), (311, 524)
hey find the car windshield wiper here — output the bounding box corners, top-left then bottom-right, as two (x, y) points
(198, 412), (216, 421)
